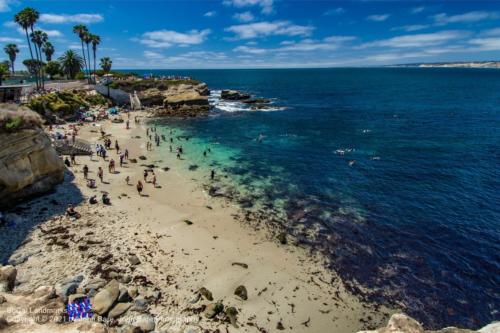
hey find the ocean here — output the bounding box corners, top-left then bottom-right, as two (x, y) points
(123, 68), (500, 329)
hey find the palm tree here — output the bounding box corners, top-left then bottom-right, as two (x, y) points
(59, 50), (84, 79)
(73, 25), (89, 81)
(4, 44), (19, 73)
(42, 42), (55, 61)
(30, 30), (48, 88)
(90, 34), (100, 83)
(84, 32), (92, 83)
(14, 7), (39, 87)
(100, 57), (112, 73)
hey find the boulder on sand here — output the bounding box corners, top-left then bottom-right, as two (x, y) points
(91, 279), (120, 315)
(0, 265), (17, 292)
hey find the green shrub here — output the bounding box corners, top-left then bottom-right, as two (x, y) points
(4, 116), (23, 131)
(75, 72), (85, 80)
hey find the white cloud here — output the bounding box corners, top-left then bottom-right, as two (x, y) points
(0, 36), (22, 43)
(482, 27), (500, 36)
(223, 0), (274, 14)
(324, 7), (345, 16)
(367, 14), (391, 22)
(0, 0), (14, 12)
(234, 35), (355, 54)
(391, 25), (430, 32)
(360, 30), (465, 48)
(43, 29), (63, 38)
(433, 11), (499, 25)
(144, 51), (164, 59)
(469, 37), (500, 51)
(225, 21), (314, 39)
(40, 13), (104, 24)
(137, 29), (211, 48)
(204, 11), (216, 17)
(233, 45), (267, 54)
(411, 7), (425, 14)
(233, 11), (255, 22)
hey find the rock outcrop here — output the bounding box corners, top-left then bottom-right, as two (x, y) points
(358, 314), (500, 333)
(221, 90), (251, 100)
(0, 109), (65, 208)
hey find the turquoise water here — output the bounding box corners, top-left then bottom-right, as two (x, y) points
(129, 68), (500, 329)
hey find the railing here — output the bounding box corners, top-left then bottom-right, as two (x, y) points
(53, 138), (93, 156)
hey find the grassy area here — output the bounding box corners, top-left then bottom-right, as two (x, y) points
(0, 108), (43, 133)
(109, 78), (201, 93)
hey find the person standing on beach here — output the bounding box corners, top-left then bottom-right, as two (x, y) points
(137, 181), (143, 195)
(124, 149), (129, 160)
(152, 173), (157, 188)
(98, 167), (104, 182)
(70, 153), (76, 165)
(126, 120), (130, 129)
(119, 153), (124, 167)
(83, 165), (89, 179)
(143, 169), (148, 182)
(211, 170), (215, 180)
(115, 140), (120, 153)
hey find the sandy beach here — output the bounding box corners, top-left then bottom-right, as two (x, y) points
(0, 111), (392, 332)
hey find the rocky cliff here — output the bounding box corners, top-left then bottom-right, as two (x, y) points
(0, 109), (64, 208)
(358, 314), (499, 333)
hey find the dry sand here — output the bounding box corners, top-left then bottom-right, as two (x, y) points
(0, 112), (392, 332)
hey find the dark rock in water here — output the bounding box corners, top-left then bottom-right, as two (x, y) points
(225, 306), (238, 328)
(242, 98), (271, 104)
(209, 186), (225, 197)
(234, 285), (248, 300)
(188, 164), (199, 171)
(129, 158), (137, 163)
(138, 155), (147, 160)
(277, 232), (287, 245)
(204, 302), (224, 318)
(199, 287), (213, 301)
(221, 90), (251, 100)
(238, 198), (253, 208)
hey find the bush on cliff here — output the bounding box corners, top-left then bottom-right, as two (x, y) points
(0, 107), (43, 133)
(28, 90), (109, 121)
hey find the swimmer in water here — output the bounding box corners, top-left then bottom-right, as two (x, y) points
(257, 133), (265, 143)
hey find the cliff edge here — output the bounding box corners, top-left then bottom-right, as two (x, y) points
(0, 108), (65, 208)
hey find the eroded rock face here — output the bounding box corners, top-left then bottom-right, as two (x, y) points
(358, 314), (500, 333)
(0, 128), (65, 208)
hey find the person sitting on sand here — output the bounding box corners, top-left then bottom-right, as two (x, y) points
(102, 193), (111, 205)
(89, 195), (98, 204)
(64, 157), (71, 167)
(98, 167), (104, 182)
(83, 165), (89, 179)
(86, 179), (96, 188)
(66, 205), (81, 219)
(136, 181), (143, 195)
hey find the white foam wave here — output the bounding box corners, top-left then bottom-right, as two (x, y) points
(209, 90), (285, 113)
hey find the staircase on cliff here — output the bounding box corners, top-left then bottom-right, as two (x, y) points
(53, 138), (93, 156)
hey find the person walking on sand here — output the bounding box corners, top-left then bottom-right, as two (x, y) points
(137, 180), (144, 195)
(115, 140), (120, 153)
(143, 169), (148, 182)
(98, 167), (104, 182)
(152, 173), (157, 188)
(83, 165), (89, 179)
(126, 120), (130, 129)
(109, 159), (115, 173)
(70, 153), (76, 165)
(124, 148), (129, 160)
(125, 176), (130, 185)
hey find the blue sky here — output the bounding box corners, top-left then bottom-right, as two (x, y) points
(1, 0), (500, 68)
